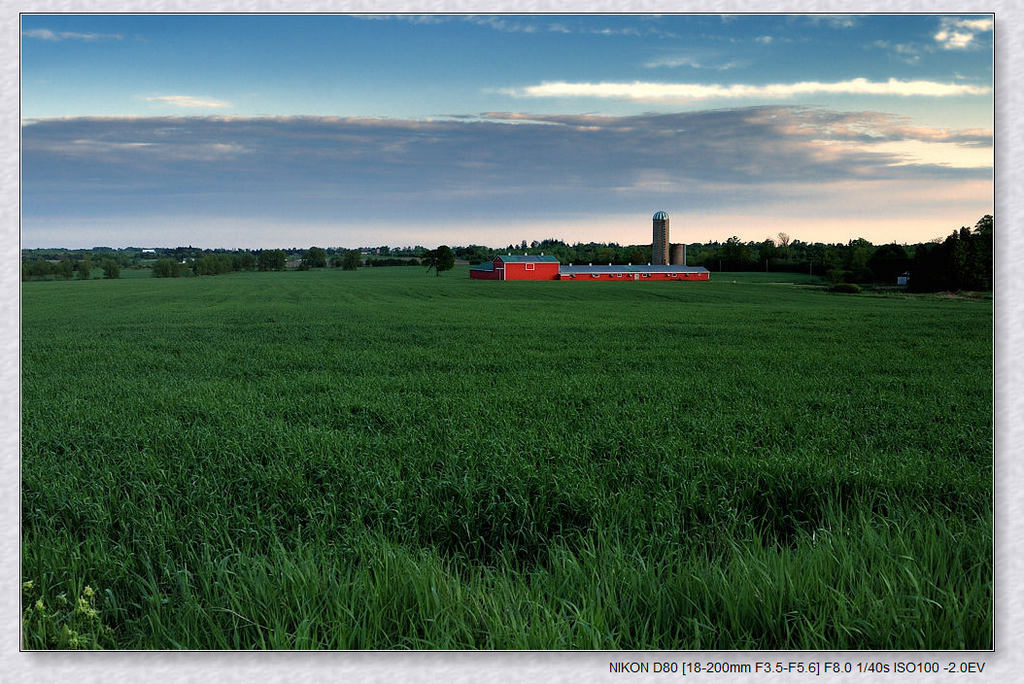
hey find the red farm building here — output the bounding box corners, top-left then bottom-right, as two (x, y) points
(558, 264), (709, 281)
(470, 254), (710, 281)
(471, 211), (710, 282)
(469, 254), (560, 280)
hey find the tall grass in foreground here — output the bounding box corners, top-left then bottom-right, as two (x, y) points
(22, 507), (990, 650)
(21, 268), (992, 649)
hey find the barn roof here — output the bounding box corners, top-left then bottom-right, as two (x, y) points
(496, 254), (560, 263)
(469, 261), (494, 271)
(559, 264), (709, 274)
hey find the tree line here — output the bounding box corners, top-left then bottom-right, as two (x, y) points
(22, 215), (992, 291)
(22, 256), (120, 281)
(153, 247), (374, 277)
(21, 245), (409, 280)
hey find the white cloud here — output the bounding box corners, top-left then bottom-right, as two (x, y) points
(846, 139), (992, 169)
(755, 35), (773, 44)
(462, 16), (539, 34)
(356, 14), (658, 37)
(23, 28), (123, 41)
(646, 56), (702, 68)
(813, 16), (858, 29)
(353, 15), (448, 25)
(934, 30), (974, 50)
(145, 95), (231, 109)
(935, 16), (993, 50)
(42, 138), (246, 162)
(952, 18), (993, 32)
(644, 55), (742, 70)
(367, 13), (682, 39)
(871, 40), (921, 64)
(501, 78), (991, 101)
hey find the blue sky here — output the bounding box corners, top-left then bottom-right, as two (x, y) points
(21, 13), (993, 249)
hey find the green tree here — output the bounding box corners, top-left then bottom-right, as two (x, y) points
(822, 245), (844, 273)
(868, 243), (910, 283)
(77, 257), (93, 280)
(303, 246), (327, 269)
(27, 259), (51, 279)
(625, 245), (649, 265)
(152, 258), (184, 278)
(758, 239), (777, 270)
(845, 238), (875, 283)
(423, 245), (455, 276)
(949, 227), (973, 289)
(56, 260), (75, 280)
(970, 214), (993, 289)
(805, 243), (825, 276)
(101, 259), (120, 279)
(257, 249), (286, 271)
(342, 250), (362, 271)
(595, 246), (617, 264)
(193, 253), (233, 276)
(908, 242), (944, 292)
(233, 251), (256, 271)
(194, 255), (216, 276)
(721, 236), (753, 270)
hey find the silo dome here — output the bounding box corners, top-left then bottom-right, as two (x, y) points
(653, 211), (669, 220)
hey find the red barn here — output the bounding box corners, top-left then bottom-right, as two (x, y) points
(470, 254), (560, 280)
(558, 264), (709, 281)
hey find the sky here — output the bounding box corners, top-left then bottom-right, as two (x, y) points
(20, 13), (994, 249)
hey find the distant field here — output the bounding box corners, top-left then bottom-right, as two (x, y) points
(21, 266), (992, 649)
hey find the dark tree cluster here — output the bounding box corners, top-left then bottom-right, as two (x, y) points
(454, 239), (651, 267)
(257, 249), (287, 272)
(341, 250), (363, 271)
(21, 256), (115, 281)
(359, 245), (428, 257)
(907, 216), (992, 292)
(22, 259), (66, 281)
(152, 258), (186, 278)
(193, 253), (236, 276)
(298, 246), (327, 270)
(682, 219), (991, 291)
(364, 257), (421, 268)
(156, 251), (257, 277)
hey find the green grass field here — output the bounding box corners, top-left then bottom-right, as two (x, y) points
(21, 266), (992, 649)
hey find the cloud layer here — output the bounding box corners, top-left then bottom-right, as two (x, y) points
(21, 107), (991, 246)
(644, 55), (742, 70)
(357, 14), (673, 38)
(501, 78), (991, 101)
(144, 95), (231, 109)
(22, 28), (123, 41)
